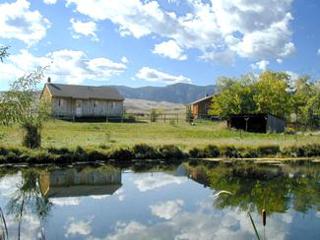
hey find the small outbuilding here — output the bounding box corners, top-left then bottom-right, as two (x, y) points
(40, 79), (124, 120)
(188, 95), (214, 119)
(228, 113), (285, 133)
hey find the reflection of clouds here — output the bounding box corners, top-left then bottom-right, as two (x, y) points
(51, 197), (81, 206)
(134, 173), (187, 192)
(91, 195), (110, 200)
(0, 173), (21, 197)
(65, 217), (92, 237)
(5, 213), (41, 240)
(150, 199), (184, 220)
(114, 188), (125, 201)
(92, 198), (304, 240)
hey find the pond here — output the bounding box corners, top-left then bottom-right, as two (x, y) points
(0, 162), (320, 240)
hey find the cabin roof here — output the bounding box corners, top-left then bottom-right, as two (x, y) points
(190, 95), (214, 105)
(228, 113), (284, 121)
(45, 83), (124, 101)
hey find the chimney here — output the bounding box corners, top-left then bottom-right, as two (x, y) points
(47, 77), (51, 83)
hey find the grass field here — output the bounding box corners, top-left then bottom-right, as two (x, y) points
(0, 119), (319, 151)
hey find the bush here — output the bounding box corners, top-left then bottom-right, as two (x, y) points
(257, 145), (280, 156)
(73, 146), (88, 162)
(110, 148), (134, 161)
(204, 145), (220, 158)
(133, 144), (160, 159)
(223, 146), (241, 158)
(159, 145), (185, 160)
(189, 147), (206, 158)
(22, 122), (41, 149)
(87, 150), (109, 161)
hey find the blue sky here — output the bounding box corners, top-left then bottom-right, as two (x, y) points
(0, 0), (319, 90)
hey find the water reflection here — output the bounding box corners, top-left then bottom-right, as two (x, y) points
(185, 162), (320, 214)
(39, 167), (122, 198)
(0, 162), (320, 239)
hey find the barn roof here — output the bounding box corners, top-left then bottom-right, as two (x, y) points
(190, 95), (214, 105)
(45, 83), (124, 101)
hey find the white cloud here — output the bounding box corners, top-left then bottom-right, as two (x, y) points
(277, 58), (283, 64)
(150, 199), (184, 220)
(136, 67), (191, 84)
(251, 60), (270, 71)
(0, 49), (127, 85)
(317, 49), (320, 55)
(121, 56), (128, 64)
(43, 0), (57, 4)
(0, 0), (51, 46)
(65, 218), (92, 237)
(70, 18), (98, 41)
(153, 40), (187, 60)
(65, 0), (295, 62)
(134, 173), (187, 192)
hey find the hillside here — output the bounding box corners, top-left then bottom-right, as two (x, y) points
(124, 98), (185, 114)
(112, 83), (215, 104)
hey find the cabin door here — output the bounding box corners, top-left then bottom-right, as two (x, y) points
(76, 100), (82, 117)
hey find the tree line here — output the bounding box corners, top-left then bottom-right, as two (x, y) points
(210, 71), (320, 128)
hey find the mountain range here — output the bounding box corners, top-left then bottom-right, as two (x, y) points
(111, 83), (215, 104)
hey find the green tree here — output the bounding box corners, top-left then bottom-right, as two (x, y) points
(210, 75), (257, 119)
(254, 71), (292, 119)
(0, 67), (51, 148)
(302, 92), (320, 128)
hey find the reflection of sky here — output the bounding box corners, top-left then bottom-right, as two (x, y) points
(1, 170), (320, 239)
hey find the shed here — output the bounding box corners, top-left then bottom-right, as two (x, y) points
(188, 95), (214, 119)
(228, 114), (285, 133)
(40, 79), (124, 119)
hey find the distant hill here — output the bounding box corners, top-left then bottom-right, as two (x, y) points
(124, 98), (185, 114)
(111, 83), (215, 104)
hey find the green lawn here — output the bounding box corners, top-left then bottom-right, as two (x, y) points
(0, 120), (319, 151)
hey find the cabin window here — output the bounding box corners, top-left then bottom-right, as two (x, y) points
(94, 101), (98, 108)
(58, 99), (60, 107)
(112, 102), (116, 109)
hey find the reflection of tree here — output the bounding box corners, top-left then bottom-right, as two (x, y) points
(186, 163), (320, 214)
(6, 169), (52, 240)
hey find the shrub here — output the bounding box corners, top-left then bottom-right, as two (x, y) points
(223, 146), (241, 158)
(87, 150), (109, 161)
(204, 145), (220, 158)
(22, 122), (41, 149)
(189, 147), (206, 158)
(110, 148), (134, 161)
(159, 145), (185, 160)
(73, 146), (88, 162)
(257, 145), (280, 156)
(133, 144), (160, 159)
(48, 147), (71, 155)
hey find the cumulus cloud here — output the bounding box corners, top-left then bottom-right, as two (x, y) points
(65, 0), (295, 62)
(0, 0), (50, 46)
(135, 67), (191, 84)
(43, 0), (57, 4)
(153, 40), (187, 60)
(0, 49), (127, 85)
(150, 199), (184, 220)
(70, 18), (98, 41)
(251, 60), (270, 71)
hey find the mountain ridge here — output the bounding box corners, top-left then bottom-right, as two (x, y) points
(110, 83), (215, 104)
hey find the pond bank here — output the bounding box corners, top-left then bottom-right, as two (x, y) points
(1, 143), (320, 165)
